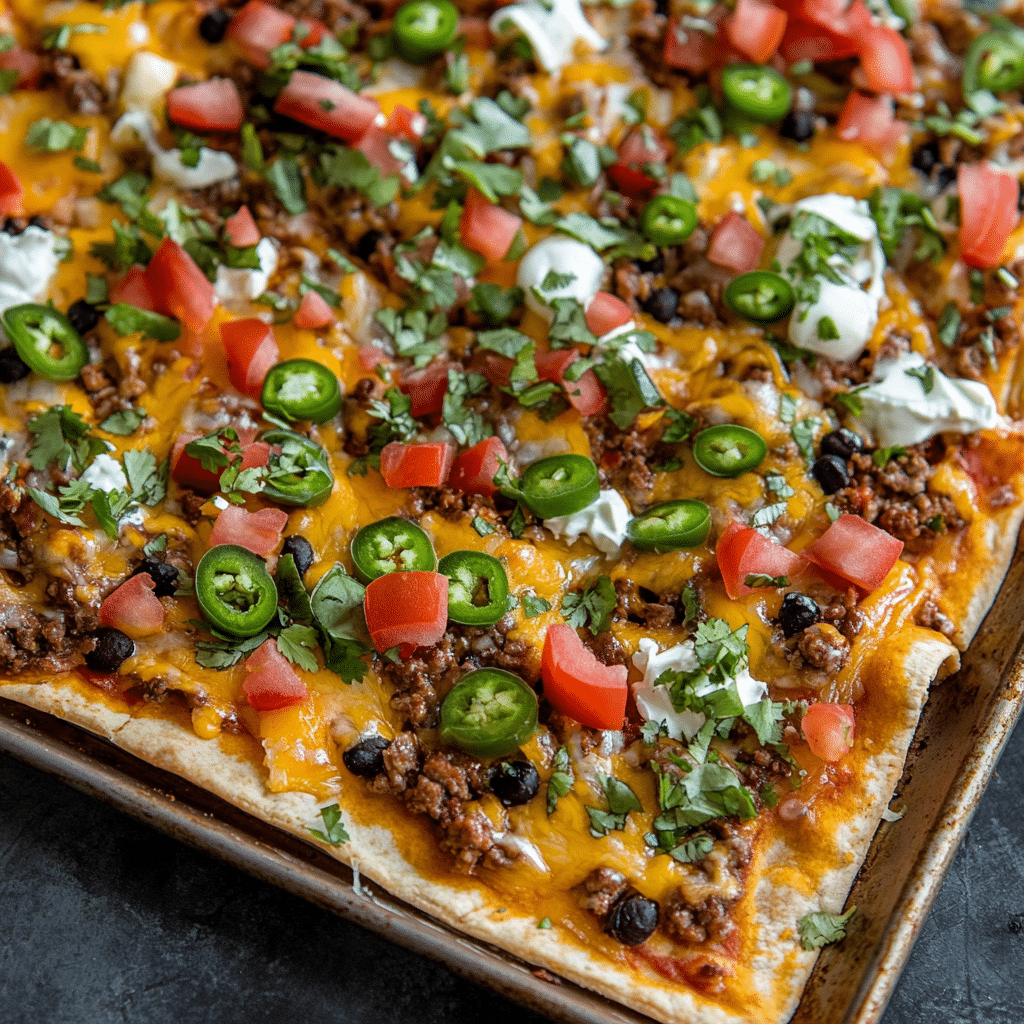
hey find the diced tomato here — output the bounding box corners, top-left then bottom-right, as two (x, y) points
(480, 353), (513, 389)
(243, 638), (309, 711)
(145, 238), (215, 333)
(802, 703), (855, 761)
(457, 16), (492, 47)
(296, 17), (330, 48)
(707, 212), (765, 273)
(857, 24), (914, 93)
(618, 126), (670, 167)
(358, 344), (389, 371)
(460, 187), (523, 263)
(110, 265), (157, 311)
(273, 69), (381, 144)
(354, 122), (406, 178)
(716, 522), (807, 599)
(379, 441), (455, 488)
(399, 360), (452, 418)
(959, 163), (1021, 270)
(0, 47), (42, 89)
(723, 0), (787, 63)
(225, 0), (297, 68)
(664, 18), (716, 73)
(167, 78), (244, 133)
(171, 434), (271, 494)
(386, 103), (428, 143)
(585, 291), (634, 337)
(363, 570), (449, 653)
(208, 505), (289, 555)
(0, 161), (24, 217)
(837, 92), (907, 161)
(99, 574), (165, 639)
(220, 318), (280, 400)
(541, 623), (628, 731)
(449, 436), (509, 497)
(803, 514), (904, 592)
(224, 205), (261, 247)
(607, 163), (659, 199)
(294, 288), (334, 329)
(535, 348), (607, 416)
(779, 19), (859, 62)
(792, 0), (871, 37)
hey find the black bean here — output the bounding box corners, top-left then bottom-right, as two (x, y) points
(343, 735), (391, 777)
(606, 891), (659, 946)
(199, 8), (232, 43)
(779, 592), (820, 638)
(355, 229), (384, 262)
(911, 140), (939, 175)
(779, 109), (815, 144)
(641, 287), (679, 324)
(131, 558), (181, 598)
(85, 627), (136, 673)
(819, 428), (864, 461)
(635, 253), (665, 275)
(934, 164), (956, 194)
(488, 759), (540, 806)
(281, 535), (315, 578)
(67, 299), (100, 335)
(0, 347), (30, 383)
(812, 454), (850, 494)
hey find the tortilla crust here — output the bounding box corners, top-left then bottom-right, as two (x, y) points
(0, 627), (958, 1024)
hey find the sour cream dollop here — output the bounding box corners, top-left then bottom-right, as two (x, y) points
(631, 639), (768, 742)
(544, 489), (631, 558)
(853, 350), (1001, 447)
(776, 193), (886, 362)
(488, 0), (607, 72)
(0, 227), (60, 321)
(516, 236), (606, 321)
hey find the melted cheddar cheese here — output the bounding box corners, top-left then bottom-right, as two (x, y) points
(2, 1), (1024, 1020)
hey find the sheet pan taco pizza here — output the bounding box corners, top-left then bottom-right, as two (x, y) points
(1, 0), (1023, 1019)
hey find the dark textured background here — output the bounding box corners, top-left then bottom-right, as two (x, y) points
(2, 724), (1023, 1024)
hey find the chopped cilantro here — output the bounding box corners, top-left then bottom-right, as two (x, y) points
(586, 772), (642, 836)
(560, 575), (616, 634)
(798, 907), (857, 950)
(26, 117), (88, 152)
(521, 593), (551, 618)
(471, 516), (496, 537)
(311, 803), (351, 845)
(546, 744), (574, 815)
(905, 364), (935, 394)
(872, 445), (907, 468)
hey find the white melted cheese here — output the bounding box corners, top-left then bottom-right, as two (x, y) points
(0, 228), (60, 337)
(489, 0), (607, 72)
(120, 51), (178, 115)
(516, 236), (605, 320)
(776, 193), (887, 361)
(544, 488), (631, 557)
(631, 639), (768, 742)
(214, 238), (280, 307)
(853, 350), (1000, 447)
(80, 453), (127, 494)
(111, 112), (239, 190)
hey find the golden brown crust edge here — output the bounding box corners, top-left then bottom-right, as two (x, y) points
(0, 627), (958, 1024)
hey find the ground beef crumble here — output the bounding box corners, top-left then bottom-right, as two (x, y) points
(835, 446), (964, 546)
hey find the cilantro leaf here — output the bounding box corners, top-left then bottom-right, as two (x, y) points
(276, 553), (314, 625)
(99, 407), (146, 436)
(546, 744), (574, 814)
(26, 117), (88, 152)
(593, 356), (662, 430)
(905, 364), (935, 395)
(311, 803), (350, 845)
(442, 370), (492, 446)
(586, 772), (642, 836)
(560, 575), (616, 634)
(194, 632), (268, 670)
(309, 566), (371, 683)
(276, 623), (320, 672)
(27, 406), (104, 473)
(521, 593), (551, 618)
(668, 834), (714, 864)
(797, 907), (857, 950)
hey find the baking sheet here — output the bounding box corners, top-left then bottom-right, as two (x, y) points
(2, 535), (1023, 1024)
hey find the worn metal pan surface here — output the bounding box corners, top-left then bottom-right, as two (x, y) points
(2, 534), (1024, 1024)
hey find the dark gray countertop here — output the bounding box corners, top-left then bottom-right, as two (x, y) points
(2, 724), (1024, 1024)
